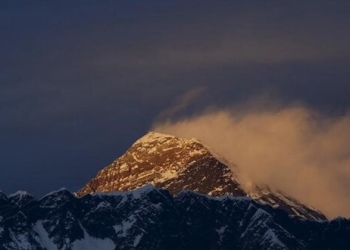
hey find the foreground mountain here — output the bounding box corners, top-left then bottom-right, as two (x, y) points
(76, 132), (326, 221)
(0, 186), (349, 250)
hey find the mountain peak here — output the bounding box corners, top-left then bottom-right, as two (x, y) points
(134, 131), (172, 143)
(76, 132), (326, 221)
(76, 131), (244, 198)
(135, 131), (175, 142)
(8, 190), (31, 198)
(133, 131), (201, 147)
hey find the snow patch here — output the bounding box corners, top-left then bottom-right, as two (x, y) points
(91, 201), (110, 212)
(9, 230), (32, 250)
(133, 234), (143, 247)
(188, 149), (206, 156)
(134, 132), (175, 145)
(72, 226), (115, 250)
(209, 186), (223, 194)
(93, 184), (155, 198)
(114, 215), (137, 236)
(158, 169), (178, 182)
(216, 226), (227, 235)
(8, 190), (31, 198)
(262, 229), (287, 249)
(34, 221), (57, 250)
(132, 184), (155, 199)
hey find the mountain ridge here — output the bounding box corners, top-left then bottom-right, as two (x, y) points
(0, 185), (349, 250)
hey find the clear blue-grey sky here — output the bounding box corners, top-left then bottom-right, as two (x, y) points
(1, 0), (350, 196)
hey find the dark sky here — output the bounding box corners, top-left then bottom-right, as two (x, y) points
(1, 0), (350, 197)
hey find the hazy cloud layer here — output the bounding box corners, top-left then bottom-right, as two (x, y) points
(154, 104), (350, 218)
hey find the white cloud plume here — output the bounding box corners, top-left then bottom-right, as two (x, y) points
(153, 104), (350, 218)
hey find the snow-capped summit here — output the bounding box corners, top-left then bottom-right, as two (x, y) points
(76, 131), (245, 197)
(7, 190), (35, 208)
(76, 131), (326, 221)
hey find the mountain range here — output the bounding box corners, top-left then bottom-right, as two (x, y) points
(1, 132), (349, 249)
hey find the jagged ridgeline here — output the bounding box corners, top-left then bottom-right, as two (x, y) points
(0, 187), (349, 249)
(77, 132), (326, 221)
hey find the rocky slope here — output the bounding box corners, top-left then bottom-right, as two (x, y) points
(0, 186), (349, 250)
(76, 132), (326, 221)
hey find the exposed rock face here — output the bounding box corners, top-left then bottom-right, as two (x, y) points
(76, 132), (245, 197)
(0, 186), (349, 250)
(76, 132), (326, 221)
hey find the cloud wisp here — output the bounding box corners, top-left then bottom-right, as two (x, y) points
(155, 87), (206, 121)
(153, 104), (350, 218)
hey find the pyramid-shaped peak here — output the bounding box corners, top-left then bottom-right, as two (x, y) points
(76, 131), (241, 198)
(76, 132), (327, 221)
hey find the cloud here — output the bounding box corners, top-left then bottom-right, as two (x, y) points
(156, 87), (206, 121)
(153, 103), (350, 218)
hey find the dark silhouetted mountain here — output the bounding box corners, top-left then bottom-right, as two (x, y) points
(0, 186), (349, 250)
